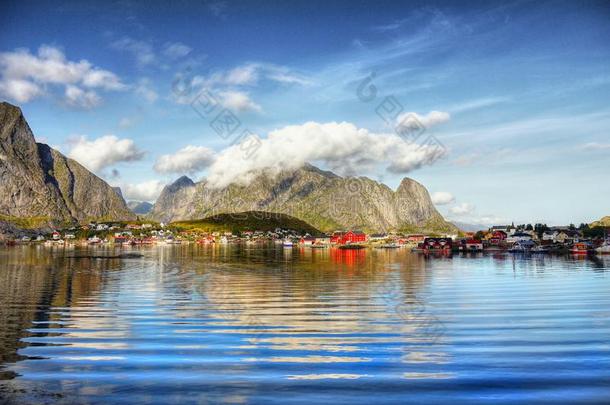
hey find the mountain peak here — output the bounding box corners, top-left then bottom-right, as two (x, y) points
(170, 175), (195, 189)
(0, 103), (135, 225)
(151, 162), (456, 233)
(300, 163), (340, 179)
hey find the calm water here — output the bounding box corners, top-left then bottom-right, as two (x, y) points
(1, 245), (609, 404)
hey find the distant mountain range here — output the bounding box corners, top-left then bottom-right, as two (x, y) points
(450, 221), (486, 232)
(150, 164), (457, 234)
(128, 201), (154, 215)
(0, 101), (458, 234)
(0, 102), (134, 228)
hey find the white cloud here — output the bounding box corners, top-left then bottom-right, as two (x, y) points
(111, 37), (155, 66)
(219, 90), (262, 112)
(64, 85), (101, 109)
(162, 42), (192, 60)
(119, 180), (165, 202)
(0, 79), (44, 103)
(431, 191), (455, 205)
(448, 97), (509, 113)
(207, 1), (228, 18)
(67, 135), (145, 172)
(396, 110), (450, 129)
(0, 45), (124, 104)
(154, 145), (216, 175)
(193, 62), (309, 89)
(449, 202), (475, 216)
(206, 121), (446, 188)
(452, 153), (478, 167)
(225, 64), (259, 85)
(135, 78), (158, 103)
(118, 117), (136, 129)
(581, 142), (610, 151)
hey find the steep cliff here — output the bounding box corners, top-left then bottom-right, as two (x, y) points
(0, 101), (135, 226)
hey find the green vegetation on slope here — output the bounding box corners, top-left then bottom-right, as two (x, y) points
(0, 214), (53, 229)
(591, 216), (610, 228)
(171, 211), (322, 235)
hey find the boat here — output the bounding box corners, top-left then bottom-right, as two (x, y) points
(595, 241), (610, 255)
(87, 236), (101, 244)
(571, 242), (590, 255)
(282, 239), (294, 247)
(531, 245), (550, 254)
(508, 240), (536, 253)
(595, 232), (610, 254)
(311, 244), (328, 249)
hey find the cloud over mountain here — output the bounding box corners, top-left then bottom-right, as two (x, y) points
(154, 145), (216, 175)
(205, 120), (446, 188)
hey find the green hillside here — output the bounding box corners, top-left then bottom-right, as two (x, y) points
(591, 216), (610, 228)
(170, 211), (322, 235)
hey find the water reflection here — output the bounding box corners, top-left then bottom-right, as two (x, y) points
(0, 245), (609, 404)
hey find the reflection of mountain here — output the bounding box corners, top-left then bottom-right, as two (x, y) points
(187, 246), (445, 357)
(0, 247), (120, 377)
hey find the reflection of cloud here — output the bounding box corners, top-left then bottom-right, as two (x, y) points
(245, 356), (372, 363)
(402, 351), (450, 364)
(60, 356), (126, 361)
(403, 372), (455, 379)
(286, 374), (370, 380)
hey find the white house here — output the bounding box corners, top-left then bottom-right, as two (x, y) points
(506, 232), (533, 244)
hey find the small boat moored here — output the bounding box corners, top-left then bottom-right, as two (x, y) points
(571, 242), (591, 255)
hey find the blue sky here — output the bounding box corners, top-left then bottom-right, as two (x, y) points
(1, 0), (609, 226)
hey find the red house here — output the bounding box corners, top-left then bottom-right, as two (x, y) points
(422, 237), (453, 251)
(406, 234), (426, 243)
(489, 230), (507, 245)
(331, 231), (367, 245)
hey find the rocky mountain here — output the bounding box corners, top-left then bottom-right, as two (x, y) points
(128, 201), (154, 215)
(150, 164), (456, 233)
(0, 102), (135, 227)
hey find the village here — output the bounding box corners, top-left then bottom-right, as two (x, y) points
(6, 220), (610, 255)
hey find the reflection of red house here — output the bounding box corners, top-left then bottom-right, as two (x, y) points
(330, 248), (366, 267)
(331, 231), (367, 244)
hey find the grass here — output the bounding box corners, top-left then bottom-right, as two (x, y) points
(0, 214), (52, 229)
(170, 211), (322, 235)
